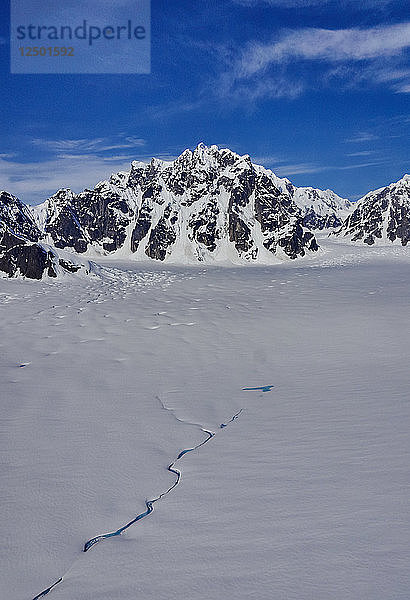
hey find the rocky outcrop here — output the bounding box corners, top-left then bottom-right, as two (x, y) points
(34, 185), (135, 254)
(335, 175), (410, 246)
(0, 191), (42, 241)
(0, 222), (58, 279)
(0, 193), (87, 279)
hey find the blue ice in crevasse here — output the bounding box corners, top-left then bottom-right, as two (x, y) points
(242, 385), (274, 393)
(32, 578), (63, 599)
(32, 405), (243, 600)
(83, 429), (214, 553)
(220, 408), (243, 429)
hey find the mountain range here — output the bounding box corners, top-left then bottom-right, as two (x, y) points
(0, 144), (409, 278)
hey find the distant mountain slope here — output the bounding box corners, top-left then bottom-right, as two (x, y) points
(0, 191), (88, 279)
(335, 175), (410, 246)
(0, 191), (42, 241)
(250, 173), (353, 230)
(32, 144), (354, 263)
(288, 185), (352, 230)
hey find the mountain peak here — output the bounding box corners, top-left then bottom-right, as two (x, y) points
(335, 174), (410, 246)
(29, 145), (329, 263)
(0, 190), (42, 241)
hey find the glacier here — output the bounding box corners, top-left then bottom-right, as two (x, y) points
(1, 235), (410, 600)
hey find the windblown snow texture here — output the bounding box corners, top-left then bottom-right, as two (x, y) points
(31, 399), (243, 600)
(2, 246), (410, 600)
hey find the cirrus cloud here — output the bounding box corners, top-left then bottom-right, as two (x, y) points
(232, 0), (395, 7)
(238, 23), (410, 77)
(220, 22), (410, 101)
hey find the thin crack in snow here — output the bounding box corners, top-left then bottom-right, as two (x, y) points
(31, 397), (244, 599)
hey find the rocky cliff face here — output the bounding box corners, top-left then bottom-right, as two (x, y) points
(335, 175), (410, 246)
(0, 191), (42, 241)
(33, 144), (332, 263)
(0, 222), (59, 279)
(0, 192), (87, 279)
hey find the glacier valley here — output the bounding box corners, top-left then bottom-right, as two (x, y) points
(1, 235), (409, 599)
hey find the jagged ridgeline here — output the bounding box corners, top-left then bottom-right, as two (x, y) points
(31, 144), (351, 262)
(334, 174), (410, 246)
(2, 144), (409, 278)
(0, 191), (87, 279)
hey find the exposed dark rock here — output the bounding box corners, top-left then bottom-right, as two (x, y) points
(188, 199), (220, 252)
(228, 213), (255, 256)
(303, 210), (343, 230)
(131, 203), (153, 252)
(145, 213), (177, 261)
(0, 191), (41, 241)
(47, 203), (89, 253)
(58, 258), (82, 273)
(38, 186), (134, 254)
(336, 175), (410, 246)
(0, 222), (57, 279)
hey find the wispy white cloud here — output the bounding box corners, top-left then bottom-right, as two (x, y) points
(32, 136), (146, 154)
(272, 163), (326, 176)
(374, 68), (410, 83)
(219, 23), (410, 101)
(232, 0), (394, 7)
(0, 154), (140, 205)
(0, 135), (148, 203)
(235, 150), (385, 176)
(0, 145), (181, 205)
(346, 150), (376, 157)
(0, 153), (149, 204)
(344, 132), (379, 143)
(233, 0), (319, 4)
(332, 161), (385, 171)
(220, 73), (303, 102)
(395, 83), (410, 93)
(238, 24), (410, 76)
(145, 99), (207, 121)
(324, 63), (410, 94)
(250, 154), (282, 165)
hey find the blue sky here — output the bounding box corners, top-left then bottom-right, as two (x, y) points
(0, 0), (409, 205)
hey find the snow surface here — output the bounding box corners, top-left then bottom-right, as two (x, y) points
(1, 238), (410, 599)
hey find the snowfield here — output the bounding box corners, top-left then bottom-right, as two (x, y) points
(1, 237), (410, 600)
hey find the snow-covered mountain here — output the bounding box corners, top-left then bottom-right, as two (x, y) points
(0, 191), (42, 242)
(249, 172), (353, 230)
(0, 191), (88, 279)
(7, 144), (410, 275)
(335, 175), (410, 246)
(32, 144), (355, 263)
(288, 185), (352, 230)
